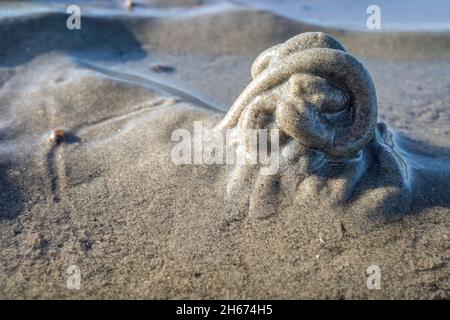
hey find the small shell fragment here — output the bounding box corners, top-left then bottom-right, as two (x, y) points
(124, 0), (134, 11)
(50, 128), (65, 145)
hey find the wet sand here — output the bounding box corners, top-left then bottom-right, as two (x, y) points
(0, 1), (449, 299)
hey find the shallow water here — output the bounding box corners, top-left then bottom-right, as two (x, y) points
(4, 0), (450, 31)
(236, 0), (450, 31)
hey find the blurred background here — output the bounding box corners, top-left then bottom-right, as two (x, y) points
(2, 0), (450, 31)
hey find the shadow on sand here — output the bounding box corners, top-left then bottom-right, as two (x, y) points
(0, 163), (24, 220)
(0, 12), (147, 67)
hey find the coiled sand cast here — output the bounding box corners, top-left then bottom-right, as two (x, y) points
(220, 32), (411, 221)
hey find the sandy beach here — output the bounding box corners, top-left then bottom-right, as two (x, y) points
(0, 0), (449, 299)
